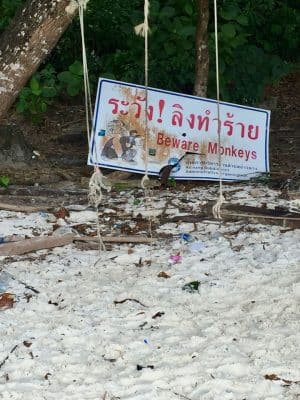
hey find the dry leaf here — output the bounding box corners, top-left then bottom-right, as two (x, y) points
(157, 271), (170, 279)
(0, 293), (15, 310)
(54, 207), (70, 219)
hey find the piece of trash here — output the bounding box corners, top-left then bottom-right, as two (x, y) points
(179, 233), (193, 242)
(189, 241), (206, 252)
(211, 231), (223, 240)
(33, 150), (40, 157)
(0, 234), (25, 244)
(0, 271), (12, 293)
(182, 281), (201, 293)
(136, 364), (154, 371)
(0, 293), (15, 310)
(157, 271), (171, 279)
(52, 226), (76, 236)
(143, 339), (148, 344)
(0, 282), (6, 293)
(168, 255), (182, 264)
(133, 198), (142, 206)
(152, 311), (165, 319)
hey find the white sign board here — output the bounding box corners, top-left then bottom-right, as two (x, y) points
(88, 78), (270, 181)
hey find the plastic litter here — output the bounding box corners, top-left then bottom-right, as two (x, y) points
(182, 280), (201, 293)
(137, 364), (154, 371)
(211, 231), (223, 240)
(0, 271), (12, 293)
(52, 226), (76, 236)
(0, 235), (25, 245)
(168, 255), (182, 264)
(189, 241), (206, 252)
(179, 233), (193, 242)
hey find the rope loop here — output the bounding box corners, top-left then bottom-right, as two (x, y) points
(88, 168), (111, 208)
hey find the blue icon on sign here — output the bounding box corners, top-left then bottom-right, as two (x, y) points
(98, 129), (106, 136)
(168, 157), (181, 172)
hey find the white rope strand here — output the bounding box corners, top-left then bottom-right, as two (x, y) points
(212, 0), (225, 219)
(77, 1), (110, 251)
(78, 3), (93, 144)
(135, 1), (153, 242)
(135, 0), (150, 189)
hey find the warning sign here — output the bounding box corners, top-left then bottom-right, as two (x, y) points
(89, 78), (270, 180)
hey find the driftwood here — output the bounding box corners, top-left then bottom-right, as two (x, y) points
(73, 235), (154, 251)
(0, 234), (75, 256)
(74, 236), (154, 244)
(168, 203), (300, 229)
(0, 234), (154, 256)
(0, 202), (52, 213)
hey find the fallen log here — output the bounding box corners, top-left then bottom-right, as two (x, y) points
(167, 202), (300, 229)
(0, 202), (53, 213)
(74, 236), (154, 244)
(0, 234), (75, 256)
(0, 234), (154, 256)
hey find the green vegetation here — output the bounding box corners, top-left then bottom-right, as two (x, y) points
(16, 65), (59, 123)
(0, 0), (299, 122)
(0, 175), (10, 188)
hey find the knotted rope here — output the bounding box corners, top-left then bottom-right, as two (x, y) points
(212, 0), (225, 219)
(135, 0), (150, 190)
(78, 1), (110, 251)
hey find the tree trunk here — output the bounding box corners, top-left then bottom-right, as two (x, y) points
(0, 0), (83, 122)
(194, 0), (209, 97)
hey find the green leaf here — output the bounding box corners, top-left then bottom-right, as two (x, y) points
(164, 42), (176, 56)
(38, 101), (47, 113)
(57, 71), (73, 83)
(30, 78), (40, 92)
(67, 85), (80, 97)
(178, 25), (196, 37)
(221, 23), (236, 39)
(236, 15), (248, 26)
(183, 40), (193, 50)
(271, 24), (282, 35)
(184, 3), (194, 16)
(31, 88), (42, 96)
(29, 103), (38, 114)
(42, 86), (57, 98)
(16, 101), (25, 113)
(0, 176), (10, 188)
(69, 60), (83, 76)
(230, 34), (248, 48)
(220, 4), (240, 21)
(160, 6), (176, 19)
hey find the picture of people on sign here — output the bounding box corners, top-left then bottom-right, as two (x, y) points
(101, 119), (142, 164)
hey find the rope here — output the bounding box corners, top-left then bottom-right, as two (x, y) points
(77, 1), (110, 251)
(135, 0), (150, 189)
(212, 0), (225, 219)
(135, 0), (153, 240)
(78, 2), (93, 145)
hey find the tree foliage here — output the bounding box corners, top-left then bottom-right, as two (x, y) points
(0, 0), (298, 120)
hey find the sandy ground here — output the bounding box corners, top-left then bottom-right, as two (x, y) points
(0, 182), (299, 400)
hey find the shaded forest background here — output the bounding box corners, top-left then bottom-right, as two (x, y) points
(0, 0), (299, 123)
